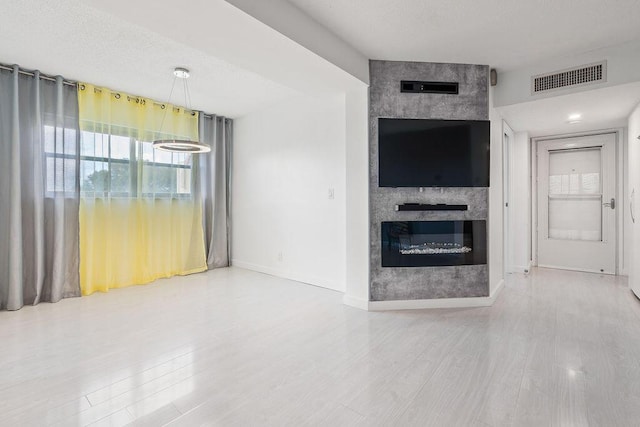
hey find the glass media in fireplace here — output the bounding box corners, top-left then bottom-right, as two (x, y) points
(381, 221), (487, 267)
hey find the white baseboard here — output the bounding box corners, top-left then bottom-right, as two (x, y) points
(233, 259), (507, 312)
(348, 279), (506, 311)
(231, 259), (344, 292)
(491, 279), (505, 299)
(286, 271), (344, 292)
(342, 294), (369, 310)
(231, 260), (281, 277)
(538, 264), (615, 275)
(512, 262), (532, 273)
(369, 295), (492, 311)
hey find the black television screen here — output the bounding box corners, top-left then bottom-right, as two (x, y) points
(378, 118), (490, 187)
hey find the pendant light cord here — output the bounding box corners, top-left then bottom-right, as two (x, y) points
(181, 75), (195, 115)
(152, 67), (210, 153)
(158, 75), (179, 137)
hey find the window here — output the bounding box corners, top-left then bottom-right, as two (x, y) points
(44, 124), (78, 195)
(79, 130), (193, 198)
(74, 82), (199, 199)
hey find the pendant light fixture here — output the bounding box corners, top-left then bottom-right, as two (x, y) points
(153, 67), (211, 153)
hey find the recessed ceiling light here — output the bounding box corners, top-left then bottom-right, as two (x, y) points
(568, 113), (582, 121)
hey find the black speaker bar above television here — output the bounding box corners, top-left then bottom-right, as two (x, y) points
(395, 203), (468, 211)
(400, 80), (459, 94)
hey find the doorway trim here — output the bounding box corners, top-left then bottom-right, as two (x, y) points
(503, 121), (515, 275)
(531, 128), (624, 274)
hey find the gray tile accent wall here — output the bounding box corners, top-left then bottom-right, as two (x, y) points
(369, 60), (490, 301)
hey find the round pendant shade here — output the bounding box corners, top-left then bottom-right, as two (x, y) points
(153, 67), (210, 154)
(152, 139), (211, 153)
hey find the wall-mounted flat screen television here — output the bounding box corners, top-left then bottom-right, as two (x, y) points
(378, 118), (490, 187)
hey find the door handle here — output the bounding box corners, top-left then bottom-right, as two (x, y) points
(631, 189), (636, 224)
(603, 198), (616, 209)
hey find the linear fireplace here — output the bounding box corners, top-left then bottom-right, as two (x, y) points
(381, 220), (487, 267)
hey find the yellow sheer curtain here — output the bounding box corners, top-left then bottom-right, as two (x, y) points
(78, 83), (206, 296)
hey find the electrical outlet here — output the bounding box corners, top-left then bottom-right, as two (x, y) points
(277, 251), (283, 262)
(328, 188), (335, 200)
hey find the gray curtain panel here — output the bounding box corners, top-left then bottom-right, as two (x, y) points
(0, 66), (80, 311)
(197, 113), (232, 269)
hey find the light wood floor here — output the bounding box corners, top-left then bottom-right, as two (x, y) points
(1, 267), (640, 426)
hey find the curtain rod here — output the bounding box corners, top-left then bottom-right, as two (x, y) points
(0, 62), (226, 121)
(0, 63), (77, 87)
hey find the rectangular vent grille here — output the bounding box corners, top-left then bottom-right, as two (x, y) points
(532, 61), (606, 94)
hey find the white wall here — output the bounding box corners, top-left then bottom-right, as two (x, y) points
(508, 131), (532, 272)
(344, 87), (370, 306)
(628, 103), (640, 293)
(232, 94), (347, 291)
(495, 40), (640, 107)
(488, 88), (505, 295)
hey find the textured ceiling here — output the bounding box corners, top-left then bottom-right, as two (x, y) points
(0, 0), (299, 118)
(3, 0), (640, 126)
(287, 0), (640, 71)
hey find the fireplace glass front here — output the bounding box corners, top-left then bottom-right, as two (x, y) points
(381, 220), (487, 267)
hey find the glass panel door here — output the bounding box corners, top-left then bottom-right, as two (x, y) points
(548, 148), (602, 241)
(537, 133), (617, 274)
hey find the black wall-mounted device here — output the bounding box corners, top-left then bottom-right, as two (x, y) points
(400, 80), (459, 94)
(395, 203), (469, 212)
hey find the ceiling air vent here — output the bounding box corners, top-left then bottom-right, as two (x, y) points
(531, 61), (606, 94)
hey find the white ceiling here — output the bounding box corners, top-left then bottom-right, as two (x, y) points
(0, 0), (299, 118)
(284, 0), (640, 135)
(85, 0), (367, 93)
(0, 0), (364, 118)
(498, 82), (640, 137)
(288, 0), (640, 71)
(2, 0), (640, 128)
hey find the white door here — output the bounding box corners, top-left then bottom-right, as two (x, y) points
(537, 133), (617, 274)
